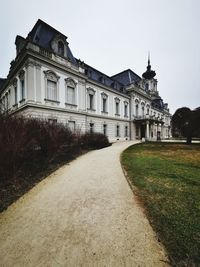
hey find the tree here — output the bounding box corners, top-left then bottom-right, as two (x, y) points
(193, 107), (200, 138)
(172, 107), (192, 144)
(172, 107), (199, 144)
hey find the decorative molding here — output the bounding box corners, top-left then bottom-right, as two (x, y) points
(87, 87), (96, 95)
(18, 70), (25, 79)
(65, 78), (77, 87)
(101, 92), (108, 99)
(114, 97), (120, 103)
(43, 70), (60, 81)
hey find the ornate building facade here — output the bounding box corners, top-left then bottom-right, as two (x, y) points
(0, 19), (171, 142)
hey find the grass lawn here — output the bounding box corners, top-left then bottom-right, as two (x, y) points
(121, 142), (200, 266)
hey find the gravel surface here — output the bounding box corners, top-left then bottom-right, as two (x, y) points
(0, 141), (169, 267)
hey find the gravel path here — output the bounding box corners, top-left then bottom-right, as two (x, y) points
(0, 141), (169, 267)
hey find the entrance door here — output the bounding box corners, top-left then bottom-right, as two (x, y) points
(157, 131), (161, 141)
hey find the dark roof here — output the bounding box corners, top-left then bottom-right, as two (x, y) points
(0, 78), (6, 92)
(83, 62), (126, 93)
(28, 19), (77, 65)
(111, 69), (141, 86)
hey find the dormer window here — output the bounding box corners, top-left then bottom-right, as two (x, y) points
(58, 41), (64, 56)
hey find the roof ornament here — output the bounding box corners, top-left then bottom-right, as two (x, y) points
(142, 52), (156, 80)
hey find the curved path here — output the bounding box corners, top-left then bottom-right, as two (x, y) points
(0, 141), (169, 267)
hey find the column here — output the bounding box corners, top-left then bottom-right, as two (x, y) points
(25, 60), (35, 103)
(36, 63), (42, 103)
(146, 120), (150, 140)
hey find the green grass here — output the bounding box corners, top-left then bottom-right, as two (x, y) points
(121, 142), (200, 266)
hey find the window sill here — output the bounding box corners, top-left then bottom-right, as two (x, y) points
(13, 103), (18, 108)
(44, 98), (60, 104)
(124, 115), (129, 118)
(65, 103), (77, 107)
(19, 98), (25, 104)
(115, 113), (120, 116)
(101, 111), (108, 114)
(87, 108), (96, 111)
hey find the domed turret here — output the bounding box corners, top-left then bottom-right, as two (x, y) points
(142, 54), (156, 80)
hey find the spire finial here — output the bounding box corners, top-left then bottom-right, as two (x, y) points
(148, 51), (150, 66)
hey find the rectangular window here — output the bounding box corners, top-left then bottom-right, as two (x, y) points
(47, 80), (57, 101)
(102, 98), (107, 112)
(116, 102), (119, 115)
(89, 94), (94, 109)
(116, 125), (120, 137)
(67, 86), (75, 104)
(68, 121), (75, 132)
(14, 85), (18, 104)
(103, 124), (107, 135)
(124, 104), (128, 117)
(90, 123), (94, 134)
(20, 79), (25, 100)
(135, 104), (138, 117)
(125, 126), (128, 137)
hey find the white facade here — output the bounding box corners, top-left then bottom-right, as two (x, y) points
(0, 19), (171, 142)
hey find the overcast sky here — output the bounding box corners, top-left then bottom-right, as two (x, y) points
(1, 0), (200, 113)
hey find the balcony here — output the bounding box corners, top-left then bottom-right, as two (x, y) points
(133, 114), (164, 124)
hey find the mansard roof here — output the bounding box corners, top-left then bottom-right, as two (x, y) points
(0, 78), (6, 92)
(111, 69), (141, 86)
(83, 63), (126, 93)
(27, 19), (77, 65)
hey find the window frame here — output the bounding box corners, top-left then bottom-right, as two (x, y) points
(65, 78), (77, 106)
(101, 93), (108, 113)
(115, 97), (120, 116)
(87, 88), (96, 110)
(44, 70), (60, 103)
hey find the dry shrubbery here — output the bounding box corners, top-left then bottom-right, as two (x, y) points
(0, 114), (110, 211)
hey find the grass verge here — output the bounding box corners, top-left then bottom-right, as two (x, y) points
(121, 142), (200, 266)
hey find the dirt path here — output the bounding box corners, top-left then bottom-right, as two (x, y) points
(0, 141), (169, 267)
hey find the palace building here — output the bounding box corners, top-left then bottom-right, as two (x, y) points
(0, 19), (171, 142)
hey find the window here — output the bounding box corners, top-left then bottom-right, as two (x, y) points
(67, 86), (75, 104)
(21, 79), (25, 100)
(89, 94), (94, 109)
(87, 88), (95, 110)
(116, 125), (120, 137)
(101, 93), (108, 113)
(14, 85), (18, 104)
(124, 102), (128, 117)
(68, 121), (75, 132)
(19, 70), (25, 101)
(44, 70), (60, 102)
(125, 126), (128, 137)
(58, 41), (64, 56)
(116, 102), (119, 115)
(142, 106), (145, 117)
(145, 83), (149, 91)
(115, 97), (120, 115)
(103, 124), (107, 135)
(135, 104), (139, 117)
(90, 123), (94, 134)
(147, 107), (149, 115)
(47, 80), (57, 100)
(65, 78), (77, 105)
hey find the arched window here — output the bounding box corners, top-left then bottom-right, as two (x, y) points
(58, 41), (64, 56)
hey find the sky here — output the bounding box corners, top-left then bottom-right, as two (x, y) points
(1, 0), (200, 114)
